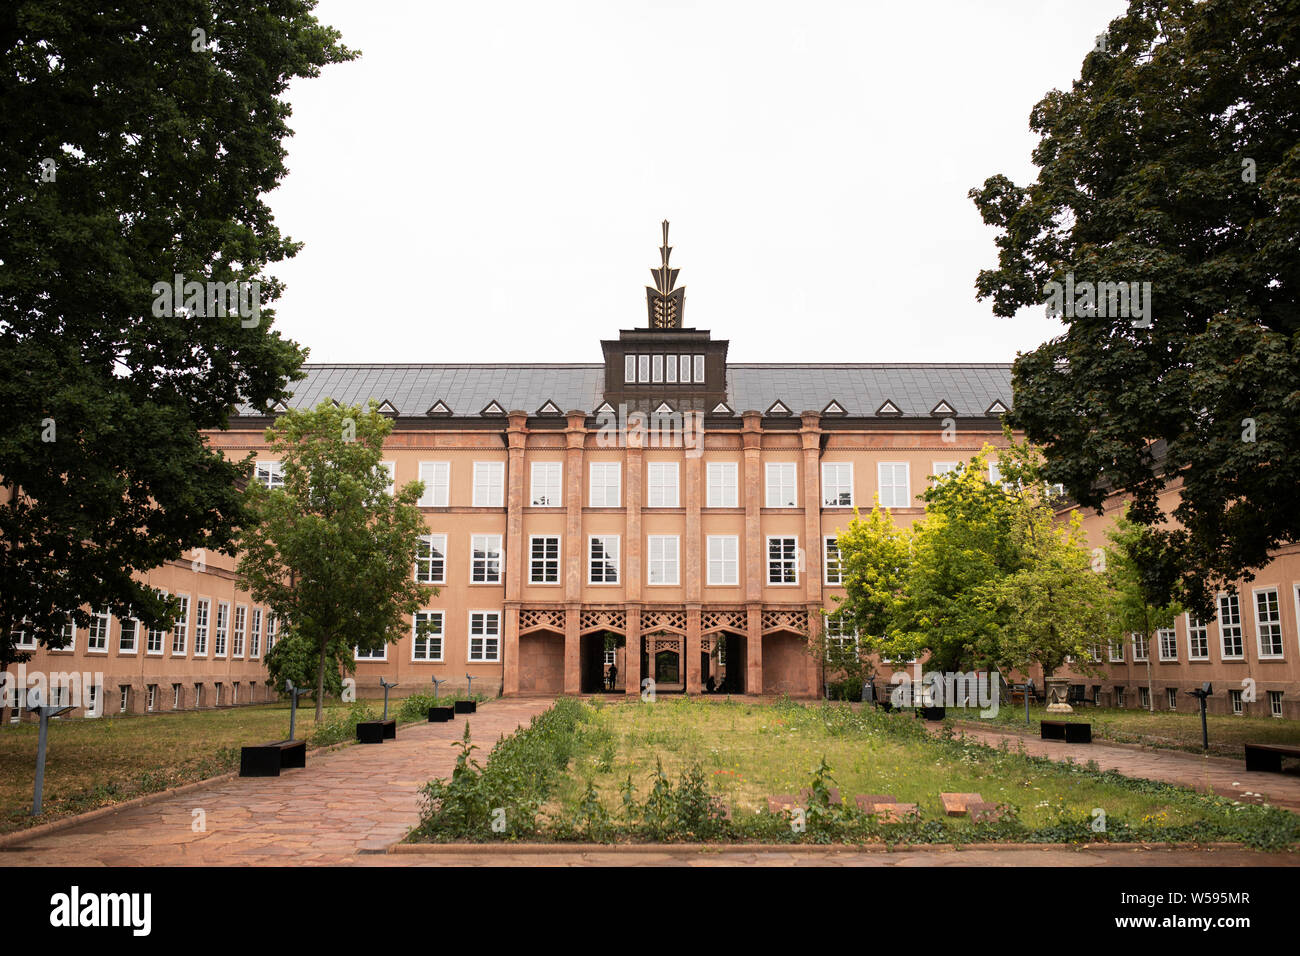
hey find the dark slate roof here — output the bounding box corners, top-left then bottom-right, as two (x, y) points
(239, 363), (1012, 418)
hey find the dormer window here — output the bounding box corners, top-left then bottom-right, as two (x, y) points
(623, 353), (705, 384)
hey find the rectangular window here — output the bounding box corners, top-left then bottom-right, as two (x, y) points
(647, 535), (680, 586)
(147, 590), (167, 654)
(1269, 690), (1283, 718)
(170, 595), (189, 655)
(1229, 689), (1243, 715)
(266, 613), (277, 651)
(471, 534), (503, 584)
(1157, 627), (1177, 661)
(473, 462), (505, 508)
(822, 463), (853, 508)
(530, 461), (563, 507)
(119, 685), (129, 714)
(529, 536), (560, 584)
(416, 534), (447, 584)
(1108, 638), (1124, 663)
(255, 460), (284, 489)
(194, 684), (203, 708)
(173, 684), (182, 710)
(589, 462), (620, 507)
(767, 536), (799, 585)
(1254, 587), (1284, 658)
(706, 536), (739, 586)
(666, 355), (677, 382)
(147, 685), (157, 712)
(624, 354), (636, 383)
(647, 462), (679, 508)
(1131, 632), (1149, 662)
(824, 538), (842, 586)
(679, 355), (690, 383)
(193, 599), (209, 656)
(214, 683), (223, 706)
(1115, 688), (1126, 708)
(1187, 614), (1209, 660)
(932, 461), (959, 479)
(418, 462), (450, 507)
(1218, 593), (1243, 658)
(1166, 688), (1177, 710)
(589, 536), (620, 584)
(706, 462), (738, 508)
(765, 462), (797, 508)
(469, 611), (501, 662)
(413, 611), (444, 662)
(693, 355), (705, 382)
(214, 602), (229, 657)
(120, 619), (138, 653)
(232, 605), (247, 657)
(232, 683), (238, 705)
(87, 609), (110, 652)
(354, 643), (385, 660)
(13, 620), (35, 650)
(638, 355), (650, 382)
(250, 607), (262, 658)
(652, 354), (663, 382)
(825, 617), (857, 654)
(378, 461), (395, 495)
(877, 462), (911, 509)
(1139, 686), (1150, 709)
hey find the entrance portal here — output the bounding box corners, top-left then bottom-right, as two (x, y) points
(702, 631), (745, 694)
(580, 631), (625, 694)
(639, 631), (685, 693)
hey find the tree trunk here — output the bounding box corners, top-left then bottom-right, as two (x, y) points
(315, 638), (328, 722)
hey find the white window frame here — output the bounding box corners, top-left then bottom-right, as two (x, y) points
(119, 685), (129, 714)
(588, 535), (620, 585)
(1269, 690), (1283, 718)
(472, 461), (505, 508)
(767, 536), (799, 586)
(415, 533), (447, 585)
(647, 535), (680, 586)
(214, 601), (229, 657)
(173, 683), (183, 710)
(119, 618), (138, 654)
(877, 462), (911, 509)
(354, 643), (386, 661)
(1108, 638), (1124, 663)
(147, 684), (157, 712)
(1254, 586), (1284, 659)
(1131, 632), (1149, 662)
(706, 535), (739, 586)
(418, 461), (450, 507)
(530, 461), (563, 507)
(1166, 687), (1177, 710)
(1156, 627), (1177, 662)
(193, 598), (210, 657)
(647, 462), (679, 508)
(378, 461), (395, 495)
(255, 460), (284, 489)
(824, 537), (842, 586)
(638, 355), (650, 382)
(232, 604), (247, 658)
(169, 594), (189, 656)
(529, 535), (561, 584)
(652, 354), (663, 382)
(931, 461), (959, 480)
(1229, 689), (1243, 715)
(589, 462), (621, 507)
(1218, 593), (1244, 659)
(624, 354), (636, 383)
(13, 620), (35, 650)
(470, 534), (503, 584)
(1186, 613), (1209, 661)
(87, 608), (111, 653)
(412, 610), (445, 662)
(250, 607), (262, 658)
(765, 462), (797, 508)
(821, 462), (854, 508)
(468, 611), (501, 662)
(705, 462), (738, 508)
(146, 590), (166, 655)
(693, 355), (705, 382)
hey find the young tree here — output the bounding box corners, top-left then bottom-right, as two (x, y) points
(237, 401), (434, 719)
(969, 0), (1300, 616)
(1102, 508), (1182, 711)
(0, 3), (356, 681)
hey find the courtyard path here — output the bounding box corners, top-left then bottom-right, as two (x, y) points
(949, 722), (1300, 812)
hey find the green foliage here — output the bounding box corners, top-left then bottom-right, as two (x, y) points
(309, 702), (377, 748)
(0, 0), (356, 668)
(969, 0), (1300, 616)
(237, 400), (435, 716)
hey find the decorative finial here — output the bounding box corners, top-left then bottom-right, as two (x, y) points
(646, 220), (685, 328)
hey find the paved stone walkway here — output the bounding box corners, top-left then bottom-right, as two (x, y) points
(3, 698), (554, 866)
(950, 723), (1300, 812)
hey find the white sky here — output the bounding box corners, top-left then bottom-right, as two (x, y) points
(266, 0), (1129, 364)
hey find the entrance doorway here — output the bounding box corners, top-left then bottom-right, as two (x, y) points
(702, 632), (745, 694)
(639, 632), (685, 693)
(580, 631), (625, 694)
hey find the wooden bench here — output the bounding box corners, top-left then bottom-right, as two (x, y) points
(1243, 742), (1300, 773)
(454, 700), (476, 714)
(239, 739), (306, 777)
(1040, 719), (1091, 743)
(356, 719), (396, 744)
(427, 706), (455, 722)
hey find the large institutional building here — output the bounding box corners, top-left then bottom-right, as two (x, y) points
(9, 225), (1300, 719)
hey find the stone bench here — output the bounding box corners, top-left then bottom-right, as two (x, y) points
(1041, 719), (1091, 743)
(799, 786), (841, 806)
(356, 719), (396, 744)
(239, 739), (306, 777)
(853, 794), (918, 823)
(1243, 742), (1300, 773)
(941, 792), (985, 817)
(427, 706), (455, 723)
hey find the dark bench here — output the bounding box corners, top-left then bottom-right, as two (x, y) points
(1066, 684), (1090, 706)
(1243, 742), (1300, 773)
(454, 700), (476, 714)
(428, 706), (455, 722)
(356, 719), (396, 744)
(1040, 719), (1091, 743)
(918, 705), (946, 721)
(240, 739), (307, 777)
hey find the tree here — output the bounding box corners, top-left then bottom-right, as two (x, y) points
(1103, 507), (1183, 711)
(969, 0), (1300, 617)
(237, 401), (434, 719)
(0, 3), (356, 689)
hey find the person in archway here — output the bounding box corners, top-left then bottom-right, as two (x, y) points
(705, 674), (716, 693)
(606, 662), (618, 691)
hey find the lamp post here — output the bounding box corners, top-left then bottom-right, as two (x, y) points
(379, 677), (398, 720)
(431, 676), (446, 701)
(28, 687), (74, 815)
(285, 679), (309, 741)
(1188, 682), (1212, 752)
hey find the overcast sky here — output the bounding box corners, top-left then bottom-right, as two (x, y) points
(266, 0), (1130, 365)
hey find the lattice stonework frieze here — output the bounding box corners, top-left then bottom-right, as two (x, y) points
(519, 608), (565, 634)
(579, 608), (626, 634)
(642, 609), (687, 634)
(701, 610), (745, 634)
(761, 608), (808, 634)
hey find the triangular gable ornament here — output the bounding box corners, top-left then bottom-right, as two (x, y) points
(653, 401), (676, 415)
(985, 400), (1009, 416)
(876, 399), (902, 416)
(765, 400), (791, 416)
(821, 399), (847, 416)
(930, 400), (955, 416)
(480, 401), (506, 417)
(711, 401), (735, 416)
(426, 400), (453, 417)
(536, 400), (563, 416)
(376, 400), (399, 417)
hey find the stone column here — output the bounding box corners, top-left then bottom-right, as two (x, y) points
(502, 412), (528, 695)
(742, 411), (764, 695)
(563, 411), (587, 696)
(684, 421), (703, 693)
(564, 602), (581, 695)
(747, 605), (763, 696)
(686, 605), (702, 694)
(625, 604), (641, 697)
(625, 422), (643, 698)
(801, 411), (824, 697)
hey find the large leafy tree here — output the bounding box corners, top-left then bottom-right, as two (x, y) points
(969, 0), (1300, 616)
(237, 401), (434, 719)
(0, 2), (356, 678)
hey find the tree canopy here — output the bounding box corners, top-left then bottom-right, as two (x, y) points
(969, 0), (1300, 616)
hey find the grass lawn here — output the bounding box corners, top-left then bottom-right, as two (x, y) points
(958, 703), (1300, 758)
(0, 697), (417, 835)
